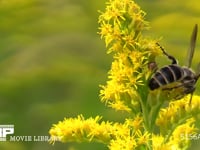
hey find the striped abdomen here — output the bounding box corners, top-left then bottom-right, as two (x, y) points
(149, 64), (184, 90)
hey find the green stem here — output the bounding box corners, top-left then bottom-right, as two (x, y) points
(149, 93), (165, 132)
(140, 98), (153, 150)
(140, 97), (150, 131)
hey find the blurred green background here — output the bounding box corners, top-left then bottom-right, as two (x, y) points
(0, 0), (200, 149)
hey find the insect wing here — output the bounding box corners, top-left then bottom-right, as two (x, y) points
(162, 81), (186, 99)
(186, 24), (198, 68)
(196, 62), (200, 77)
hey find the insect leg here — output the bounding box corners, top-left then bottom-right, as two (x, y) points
(189, 92), (194, 105)
(156, 43), (178, 64)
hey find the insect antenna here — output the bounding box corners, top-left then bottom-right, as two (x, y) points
(156, 43), (177, 64)
(186, 24), (198, 68)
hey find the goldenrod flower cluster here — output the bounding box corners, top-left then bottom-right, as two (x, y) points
(98, 0), (160, 114)
(50, 115), (153, 149)
(49, 0), (200, 149)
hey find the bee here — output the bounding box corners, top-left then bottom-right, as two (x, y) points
(148, 24), (200, 104)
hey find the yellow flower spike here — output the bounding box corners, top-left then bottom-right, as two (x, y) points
(99, 0), (153, 116)
(49, 115), (115, 144)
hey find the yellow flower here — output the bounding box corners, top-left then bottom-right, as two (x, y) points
(108, 136), (137, 150)
(156, 95), (200, 135)
(152, 134), (166, 150)
(167, 118), (197, 149)
(125, 116), (143, 131)
(135, 130), (151, 146)
(98, 22), (113, 39)
(49, 115), (113, 144)
(108, 100), (132, 112)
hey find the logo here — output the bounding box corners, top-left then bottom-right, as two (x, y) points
(0, 124), (60, 142)
(0, 125), (14, 141)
